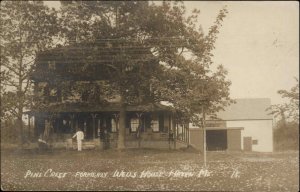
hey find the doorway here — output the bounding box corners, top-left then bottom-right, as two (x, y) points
(243, 137), (252, 151)
(206, 130), (228, 151)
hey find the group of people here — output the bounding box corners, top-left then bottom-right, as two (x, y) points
(72, 127), (110, 151)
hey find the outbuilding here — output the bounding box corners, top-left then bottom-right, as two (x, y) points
(189, 98), (273, 152)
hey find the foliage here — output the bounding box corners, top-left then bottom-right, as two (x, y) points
(44, 1), (233, 148)
(58, 1), (232, 118)
(0, 1), (59, 144)
(1, 117), (18, 143)
(267, 78), (299, 151)
(1, 115), (32, 143)
(267, 78), (299, 124)
(273, 121), (299, 151)
(1, 1), (232, 148)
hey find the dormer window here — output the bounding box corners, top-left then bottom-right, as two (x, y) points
(48, 61), (56, 70)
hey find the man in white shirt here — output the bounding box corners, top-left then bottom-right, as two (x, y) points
(72, 129), (84, 151)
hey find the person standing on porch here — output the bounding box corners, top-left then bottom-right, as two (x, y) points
(73, 128), (84, 151)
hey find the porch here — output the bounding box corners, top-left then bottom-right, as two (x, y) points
(27, 103), (190, 149)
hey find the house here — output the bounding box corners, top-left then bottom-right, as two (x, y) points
(27, 42), (189, 149)
(189, 98), (273, 152)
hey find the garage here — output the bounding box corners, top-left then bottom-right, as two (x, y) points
(206, 130), (227, 151)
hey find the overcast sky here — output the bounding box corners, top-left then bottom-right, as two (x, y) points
(45, 1), (299, 105)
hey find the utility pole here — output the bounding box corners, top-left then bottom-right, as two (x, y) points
(201, 83), (207, 168)
(202, 104), (207, 167)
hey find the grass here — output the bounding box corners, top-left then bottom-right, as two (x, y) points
(1, 148), (299, 191)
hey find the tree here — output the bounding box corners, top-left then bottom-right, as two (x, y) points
(57, 1), (232, 149)
(267, 78), (299, 151)
(267, 78), (299, 124)
(0, 1), (59, 146)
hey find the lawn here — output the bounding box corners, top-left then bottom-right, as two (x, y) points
(1, 148), (299, 191)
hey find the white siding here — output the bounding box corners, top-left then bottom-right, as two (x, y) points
(226, 120), (273, 152)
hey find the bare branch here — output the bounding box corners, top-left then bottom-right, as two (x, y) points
(1, 63), (19, 75)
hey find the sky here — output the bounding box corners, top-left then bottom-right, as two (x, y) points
(44, 1), (299, 105)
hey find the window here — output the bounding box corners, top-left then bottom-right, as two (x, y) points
(151, 118), (159, 132)
(130, 118), (139, 132)
(252, 139), (258, 145)
(177, 124), (183, 140)
(111, 119), (118, 132)
(48, 61), (56, 70)
(62, 119), (71, 133)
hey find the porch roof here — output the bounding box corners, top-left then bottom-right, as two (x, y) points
(25, 102), (174, 115)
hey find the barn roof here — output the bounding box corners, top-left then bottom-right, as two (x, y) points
(216, 98), (272, 120)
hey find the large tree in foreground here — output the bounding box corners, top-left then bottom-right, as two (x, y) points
(57, 1), (232, 149)
(0, 1), (59, 146)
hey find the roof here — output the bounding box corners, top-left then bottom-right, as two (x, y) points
(32, 41), (158, 81)
(215, 98), (272, 120)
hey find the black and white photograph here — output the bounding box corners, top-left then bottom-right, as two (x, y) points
(0, 1), (299, 191)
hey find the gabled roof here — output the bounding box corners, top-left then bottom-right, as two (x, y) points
(216, 98), (272, 120)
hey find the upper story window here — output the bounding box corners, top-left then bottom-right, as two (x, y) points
(48, 61), (56, 70)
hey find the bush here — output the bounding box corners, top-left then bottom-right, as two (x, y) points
(1, 118), (30, 143)
(274, 122), (299, 151)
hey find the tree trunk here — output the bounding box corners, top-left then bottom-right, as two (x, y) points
(280, 110), (287, 128)
(117, 95), (126, 150)
(17, 109), (24, 148)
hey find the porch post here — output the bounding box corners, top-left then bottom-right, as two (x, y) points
(70, 113), (75, 133)
(91, 113), (96, 139)
(181, 124), (184, 141)
(136, 112), (143, 148)
(168, 114), (171, 134)
(183, 125), (185, 142)
(183, 125), (186, 142)
(33, 115), (37, 139)
(75, 118), (78, 130)
(185, 125), (188, 142)
(176, 123), (179, 140)
(174, 119), (177, 149)
(28, 114), (31, 141)
(113, 113), (120, 132)
(184, 125), (186, 142)
(187, 126), (189, 145)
